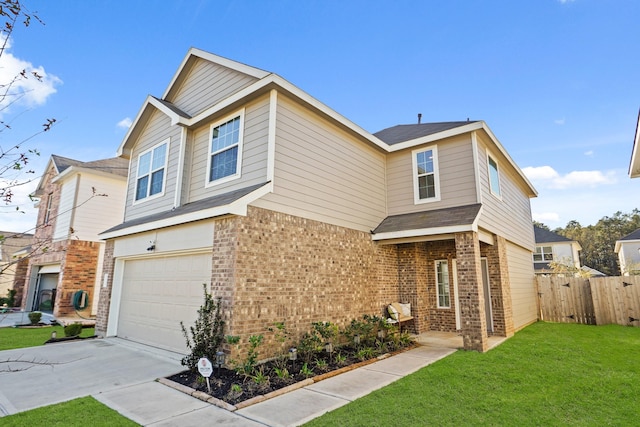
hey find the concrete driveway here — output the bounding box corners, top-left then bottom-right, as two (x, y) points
(0, 337), (183, 416)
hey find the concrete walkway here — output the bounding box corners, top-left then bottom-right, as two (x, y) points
(0, 336), (464, 426)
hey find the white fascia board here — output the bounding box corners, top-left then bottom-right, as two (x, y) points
(372, 223), (477, 242)
(100, 182), (273, 240)
(613, 239), (640, 253)
(116, 95), (154, 157)
(33, 157), (57, 197)
(388, 122), (485, 152)
(629, 109), (640, 178)
(479, 122), (537, 197)
(52, 165), (127, 184)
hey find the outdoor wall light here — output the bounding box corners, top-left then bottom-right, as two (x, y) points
(289, 347), (297, 361)
(215, 350), (226, 369)
(147, 241), (156, 251)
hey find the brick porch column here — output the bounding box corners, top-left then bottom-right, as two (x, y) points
(485, 235), (515, 337)
(455, 231), (488, 352)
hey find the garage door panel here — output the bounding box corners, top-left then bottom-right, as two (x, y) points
(117, 253), (212, 353)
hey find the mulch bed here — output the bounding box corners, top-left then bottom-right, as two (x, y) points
(165, 342), (416, 409)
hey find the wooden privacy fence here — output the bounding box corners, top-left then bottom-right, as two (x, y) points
(536, 276), (640, 327)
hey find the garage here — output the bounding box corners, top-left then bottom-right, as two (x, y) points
(116, 252), (212, 353)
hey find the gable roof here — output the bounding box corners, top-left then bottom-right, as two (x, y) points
(34, 155), (128, 197)
(533, 225), (572, 244)
(372, 204), (482, 241)
(117, 47), (536, 198)
(374, 121), (480, 145)
(618, 228), (640, 241)
(629, 109), (640, 178)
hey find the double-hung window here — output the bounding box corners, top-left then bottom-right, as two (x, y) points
(488, 154), (502, 198)
(135, 140), (168, 201)
(208, 111), (243, 185)
(412, 146), (440, 204)
(436, 260), (450, 308)
(533, 246), (553, 263)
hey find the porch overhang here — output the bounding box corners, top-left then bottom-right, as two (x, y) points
(371, 204), (483, 244)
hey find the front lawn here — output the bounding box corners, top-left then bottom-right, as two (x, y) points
(305, 322), (640, 426)
(0, 326), (95, 351)
(1, 396), (137, 426)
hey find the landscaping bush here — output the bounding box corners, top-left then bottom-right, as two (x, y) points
(180, 284), (226, 371)
(28, 311), (42, 324)
(64, 323), (83, 337)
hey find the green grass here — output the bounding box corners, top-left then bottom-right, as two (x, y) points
(1, 396), (138, 426)
(0, 326), (96, 351)
(305, 322), (640, 426)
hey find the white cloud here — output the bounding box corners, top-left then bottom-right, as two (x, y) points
(0, 36), (62, 114)
(532, 212), (560, 223)
(117, 117), (132, 129)
(522, 166), (616, 190)
(558, 0), (575, 3)
(584, 150), (594, 157)
(0, 176), (40, 233)
(554, 118), (565, 125)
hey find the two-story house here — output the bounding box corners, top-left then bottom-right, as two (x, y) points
(20, 155), (127, 320)
(97, 48), (538, 356)
(533, 225), (582, 275)
(0, 231), (33, 305)
(615, 229), (640, 275)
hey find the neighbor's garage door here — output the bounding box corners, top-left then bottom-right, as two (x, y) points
(117, 253), (212, 353)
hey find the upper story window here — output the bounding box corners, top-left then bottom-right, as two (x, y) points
(412, 146), (440, 204)
(135, 140), (168, 201)
(533, 246), (553, 263)
(44, 193), (53, 224)
(488, 154), (502, 198)
(208, 111), (244, 185)
(436, 260), (450, 308)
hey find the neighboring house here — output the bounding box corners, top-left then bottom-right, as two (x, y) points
(533, 225), (582, 275)
(19, 155), (127, 319)
(615, 229), (640, 275)
(629, 109), (640, 178)
(96, 48), (538, 356)
(0, 232), (33, 303)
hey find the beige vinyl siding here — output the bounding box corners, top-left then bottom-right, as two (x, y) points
(386, 135), (477, 216)
(52, 179), (77, 241)
(169, 58), (259, 117)
(506, 241), (537, 330)
(253, 95), (387, 232)
(124, 110), (182, 222)
(476, 132), (535, 250)
(186, 95), (270, 203)
(72, 174), (126, 242)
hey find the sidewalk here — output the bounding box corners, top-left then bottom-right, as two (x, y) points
(94, 344), (456, 426)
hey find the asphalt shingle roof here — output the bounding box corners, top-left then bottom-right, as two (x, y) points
(51, 155), (128, 177)
(619, 228), (640, 241)
(100, 182), (268, 235)
(373, 121), (478, 145)
(372, 203), (482, 235)
(533, 225), (571, 244)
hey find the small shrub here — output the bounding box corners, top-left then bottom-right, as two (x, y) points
(314, 358), (328, 372)
(180, 284), (226, 372)
(64, 323), (83, 337)
(28, 311), (42, 325)
(274, 367), (290, 380)
(335, 352), (347, 366)
(228, 334), (264, 379)
(356, 347), (376, 361)
(300, 362), (314, 378)
(252, 366), (269, 386)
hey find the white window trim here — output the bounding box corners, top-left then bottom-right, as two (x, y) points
(205, 109), (245, 188)
(436, 259), (451, 309)
(132, 138), (170, 205)
(533, 246), (554, 263)
(487, 153), (502, 200)
(44, 193), (53, 224)
(412, 145), (441, 204)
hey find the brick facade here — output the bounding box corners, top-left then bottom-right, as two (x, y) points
(95, 240), (115, 335)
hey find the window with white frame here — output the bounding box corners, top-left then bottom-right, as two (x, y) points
(436, 260), (450, 308)
(413, 146), (440, 203)
(208, 113), (243, 184)
(135, 140), (168, 201)
(488, 154), (501, 197)
(533, 246), (554, 263)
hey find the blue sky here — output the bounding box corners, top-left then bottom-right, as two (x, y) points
(2, 0), (639, 233)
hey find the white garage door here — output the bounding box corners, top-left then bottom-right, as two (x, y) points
(117, 253), (212, 353)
